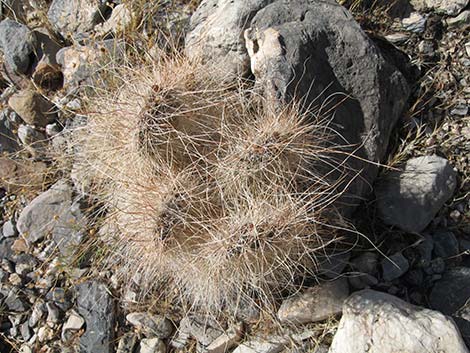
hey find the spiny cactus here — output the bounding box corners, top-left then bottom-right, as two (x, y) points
(72, 47), (352, 315)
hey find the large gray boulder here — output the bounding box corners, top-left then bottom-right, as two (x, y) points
(0, 19), (36, 74)
(186, 0), (275, 78)
(375, 155), (457, 233)
(186, 0), (411, 210)
(329, 290), (469, 353)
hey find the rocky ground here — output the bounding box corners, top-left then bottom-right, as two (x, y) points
(0, 0), (469, 352)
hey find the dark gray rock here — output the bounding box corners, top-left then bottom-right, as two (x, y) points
(47, 0), (108, 38)
(46, 287), (72, 312)
(404, 268), (424, 287)
(46, 302), (60, 324)
(454, 307), (470, 348)
(77, 281), (114, 353)
(318, 250), (351, 279)
(190, 0), (410, 211)
(433, 230), (459, 259)
(430, 267), (470, 315)
(430, 267), (470, 348)
(14, 254), (38, 276)
(381, 252), (409, 282)
(116, 333), (137, 353)
(0, 19), (36, 74)
(0, 238), (15, 262)
(349, 252), (379, 289)
(16, 180), (85, 254)
(417, 234), (434, 264)
(4, 287), (27, 312)
(0, 112), (19, 153)
(430, 257), (446, 274)
(252, 0), (411, 206)
(126, 312), (173, 339)
(375, 156), (457, 233)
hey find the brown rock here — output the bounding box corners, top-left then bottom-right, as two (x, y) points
(12, 238), (28, 253)
(0, 157), (47, 193)
(8, 89), (56, 127)
(32, 62), (63, 91)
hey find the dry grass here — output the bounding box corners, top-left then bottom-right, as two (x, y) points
(69, 43), (354, 317)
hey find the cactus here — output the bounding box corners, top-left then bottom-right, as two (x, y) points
(73, 48), (351, 315)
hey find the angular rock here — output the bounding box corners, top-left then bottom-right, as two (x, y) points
(206, 323), (243, 353)
(46, 287), (72, 312)
(47, 0), (108, 38)
(37, 325), (54, 342)
(402, 12), (427, 33)
(2, 220), (17, 238)
(77, 281), (114, 353)
(172, 316), (223, 349)
(28, 300), (46, 327)
(446, 10), (470, 27)
(116, 333), (137, 353)
(318, 250), (351, 279)
(277, 279), (349, 324)
(126, 312), (173, 339)
(95, 4), (133, 35)
(16, 180), (85, 253)
(15, 253), (38, 276)
(329, 290), (469, 353)
(140, 338), (166, 353)
(56, 40), (125, 89)
(8, 89), (56, 127)
(433, 229), (459, 258)
(349, 252), (379, 289)
(186, 0), (272, 78)
(0, 238), (15, 261)
(20, 321), (32, 341)
(232, 336), (287, 353)
(375, 156), (457, 233)
(4, 287), (27, 312)
(61, 311), (85, 341)
(381, 252), (410, 282)
(32, 62), (64, 91)
(410, 0), (469, 16)
(0, 19), (36, 74)
(0, 114), (19, 153)
(251, 1), (411, 206)
(17, 124), (46, 151)
(46, 302), (60, 324)
(430, 267), (470, 315)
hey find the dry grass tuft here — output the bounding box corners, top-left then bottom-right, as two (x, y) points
(70, 45), (353, 316)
